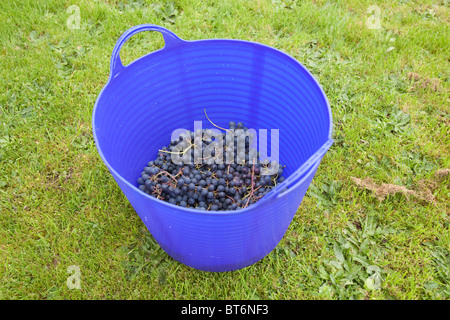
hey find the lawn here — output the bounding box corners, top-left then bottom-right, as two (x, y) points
(0, 0), (448, 300)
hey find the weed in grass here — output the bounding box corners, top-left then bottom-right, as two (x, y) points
(71, 134), (92, 150)
(314, 215), (393, 299)
(122, 228), (169, 281)
(116, 0), (147, 12)
(400, 150), (437, 177)
(272, 0), (299, 11)
(332, 121), (346, 148)
(308, 180), (342, 209)
(152, 1), (181, 24)
(372, 105), (411, 135)
(386, 74), (408, 93)
(85, 19), (105, 37)
(46, 285), (60, 300)
(297, 40), (351, 76)
(423, 242), (450, 299)
(0, 135), (10, 149)
(364, 154), (396, 176)
(50, 40), (91, 78)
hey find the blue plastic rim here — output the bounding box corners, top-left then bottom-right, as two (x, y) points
(92, 24), (333, 272)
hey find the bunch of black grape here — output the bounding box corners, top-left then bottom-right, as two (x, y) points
(137, 121), (286, 211)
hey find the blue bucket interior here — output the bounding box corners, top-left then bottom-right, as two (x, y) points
(94, 40), (332, 193)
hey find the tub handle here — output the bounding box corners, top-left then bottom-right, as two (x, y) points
(274, 160), (320, 200)
(109, 24), (185, 79)
(260, 139), (333, 202)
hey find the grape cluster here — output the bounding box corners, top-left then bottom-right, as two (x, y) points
(137, 121), (285, 211)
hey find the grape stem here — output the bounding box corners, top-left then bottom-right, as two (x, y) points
(204, 108), (232, 134)
(154, 170), (178, 183)
(243, 160), (256, 208)
(158, 143), (193, 155)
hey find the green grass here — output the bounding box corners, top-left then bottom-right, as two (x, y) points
(0, 0), (449, 300)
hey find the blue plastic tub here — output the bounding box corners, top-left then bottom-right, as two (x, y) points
(92, 24), (333, 272)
